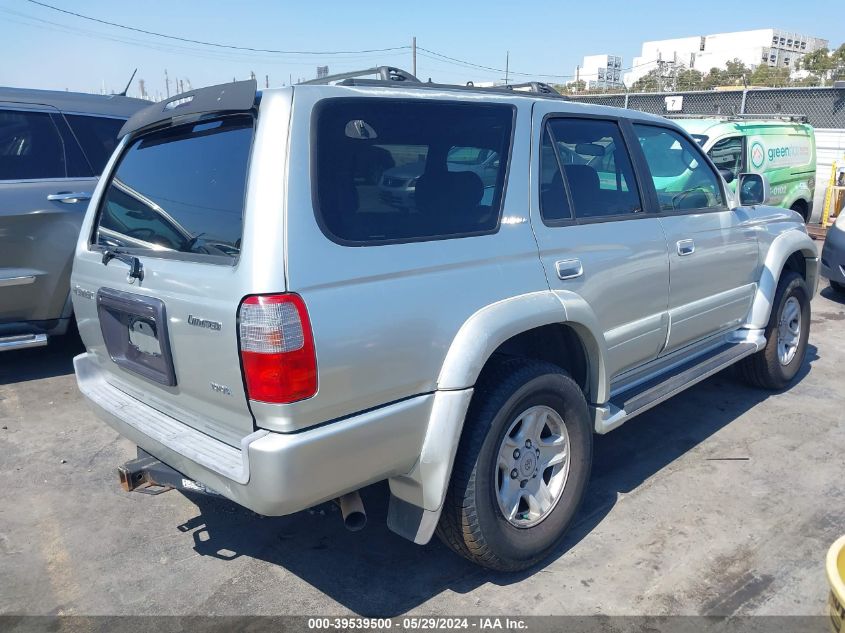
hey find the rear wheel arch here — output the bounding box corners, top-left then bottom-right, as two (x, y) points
(436, 292), (608, 404)
(387, 294), (607, 544)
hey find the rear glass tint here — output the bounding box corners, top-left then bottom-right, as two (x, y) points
(0, 110), (65, 180)
(65, 114), (124, 174)
(314, 99), (514, 244)
(94, 115), (252, 263)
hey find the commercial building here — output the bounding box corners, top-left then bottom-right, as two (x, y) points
(575, 54), (624, 90)
(625, 29), (829, 86)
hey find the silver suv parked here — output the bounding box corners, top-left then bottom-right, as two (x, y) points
(72, 69), (818, 571)
(0, 87), (147, 351)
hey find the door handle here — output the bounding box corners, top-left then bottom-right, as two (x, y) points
(47, 192), (92, 204)
(676, 239), (695, 256)
(555, 258), (583, 280)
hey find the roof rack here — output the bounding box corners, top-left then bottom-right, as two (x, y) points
(299, 65), (568, 100)
(665, 113), (808, 123)
(300, 66), (421, 85)
(478, 81), (565, 98)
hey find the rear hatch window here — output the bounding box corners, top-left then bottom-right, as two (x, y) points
(93, 115), (253, 264)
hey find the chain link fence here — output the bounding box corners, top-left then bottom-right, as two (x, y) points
(570, 87), (845, 128)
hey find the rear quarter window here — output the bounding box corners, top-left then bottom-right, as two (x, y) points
(313, 99), (514, 245)
(93, 115), (253, 264)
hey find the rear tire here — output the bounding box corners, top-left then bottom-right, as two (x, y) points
(738, 271), (810, 390)
(436, 359), (592, 571)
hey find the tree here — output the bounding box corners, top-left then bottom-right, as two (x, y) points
(800, 47), (832, 73)
(631, 68), (662, 92)
(700, 67), (727, 90)
(749, 64), (791, 87)
(676, 68), (703, 91)
(723, 58), (751, 85)
(557, 80), (586, 94)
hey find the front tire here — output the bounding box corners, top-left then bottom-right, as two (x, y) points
(738, 271), (810, 390)
(831, 280), (845, 294)
(436, 359), (592, 571)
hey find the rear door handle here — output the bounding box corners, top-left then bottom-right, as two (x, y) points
(676, 239), (695, 256)
(47, 192), (92, 204)
(555, 258), (583, 280)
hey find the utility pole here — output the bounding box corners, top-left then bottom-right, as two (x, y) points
(164, 69), (170, 98)
(179, 79), (184, 94)
(412, 36), (417, 77)
(138, 78), (146, 100)
(265, 74), (269, 89)
(576, 64), (580, 90)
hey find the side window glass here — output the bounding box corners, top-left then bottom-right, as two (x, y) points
(539, 127), (572, 222)
(314, 100), (514, 244)
(52, 114), (93, 178)
(708, 136), (743, 181)
(546, 118), (642, 218)
(65, 114), (124, 175)
(634, 124), (724, 211)
(0, 110), (65, 180)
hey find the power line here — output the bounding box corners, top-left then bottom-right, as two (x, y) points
(2, 7), (409, 67)
(24, 0), (411, 55)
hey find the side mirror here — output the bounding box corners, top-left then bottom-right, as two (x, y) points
(718, 168), (735, 184)
(738, 173), (769, 206)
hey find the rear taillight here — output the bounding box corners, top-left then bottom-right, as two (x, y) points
(238, 294), (317, 403)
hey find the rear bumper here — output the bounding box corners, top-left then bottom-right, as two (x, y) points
(75, 352), (431, 515)
(821, 225), (845, 284)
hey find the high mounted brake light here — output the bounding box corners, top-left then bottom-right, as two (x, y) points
(238, 294), (317, 403)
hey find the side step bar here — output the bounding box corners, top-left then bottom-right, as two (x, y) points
(0, 333), (48, 352)
(596, 341), (759, 434)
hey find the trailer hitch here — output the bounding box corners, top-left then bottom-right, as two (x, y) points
(118, 448), (221, 497)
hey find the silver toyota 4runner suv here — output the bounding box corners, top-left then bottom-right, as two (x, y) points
(71, 68), (818, 571)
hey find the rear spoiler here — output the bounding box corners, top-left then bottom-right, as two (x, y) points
(118, 79), (258, 139)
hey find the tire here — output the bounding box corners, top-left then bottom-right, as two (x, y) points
(436, 358), (592, 571)
(831, 280), (845, 294)
(738, 271), (810, 390)
(790, 202), (809, 223)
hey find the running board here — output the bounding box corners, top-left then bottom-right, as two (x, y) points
(594, 341), (758, 434)
(0, 333), (48, 352)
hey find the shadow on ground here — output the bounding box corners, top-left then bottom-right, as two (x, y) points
(819, 285), (845, 305)
(175, 345), (818, 616)
(0, 331), (84, 385)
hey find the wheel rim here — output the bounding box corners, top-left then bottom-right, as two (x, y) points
(777, 296), (802, 366)
(494, 404), (570, 528)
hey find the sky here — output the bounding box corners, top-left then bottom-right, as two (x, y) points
(0, 0), (840, 99)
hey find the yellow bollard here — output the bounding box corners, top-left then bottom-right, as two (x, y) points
(821, 161), (837, 228)
(827, 535), (845, 633)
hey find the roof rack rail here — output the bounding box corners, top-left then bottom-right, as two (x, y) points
(300, 66), (420, 85)
(298, 66), (568, 100)
(665, 113), (808, 123)
(505, 81), (564, 97)
(464, 80), (566, 99)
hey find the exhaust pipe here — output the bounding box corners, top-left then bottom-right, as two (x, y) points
(337, 491), (367, 531)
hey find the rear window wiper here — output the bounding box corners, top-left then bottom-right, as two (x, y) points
(102, 248), (145, 282)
